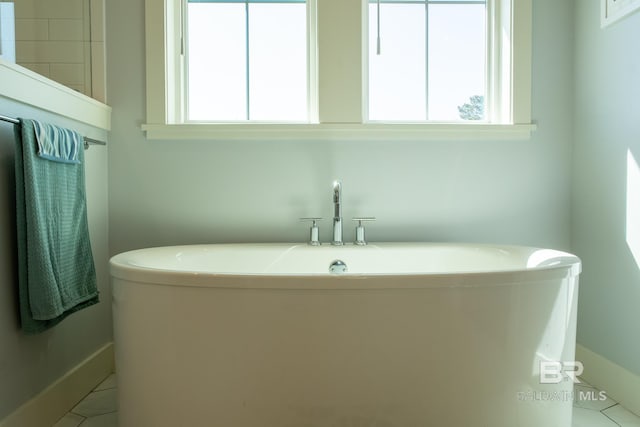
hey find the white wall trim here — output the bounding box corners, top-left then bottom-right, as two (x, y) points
(0, 342), (115, 427)
(142, 122), (537, 141)
(147, 0), (532, 129)
(576, 343), (640, 416)
(601, 0), (640, 28)
(0, 59), (112, 131)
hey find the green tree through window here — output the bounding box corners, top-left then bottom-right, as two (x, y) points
(458, 95), (484, 120)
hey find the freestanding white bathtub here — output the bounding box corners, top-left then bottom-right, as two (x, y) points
(110, 243), (581, 427)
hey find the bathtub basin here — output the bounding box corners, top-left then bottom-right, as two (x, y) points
(111, 243), (581, 427)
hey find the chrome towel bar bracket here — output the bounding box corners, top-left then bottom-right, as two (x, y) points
(0, 114), (106, 150)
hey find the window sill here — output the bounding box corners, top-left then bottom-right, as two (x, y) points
(141, 123), (537, 141)
(0, 59), (111, 130)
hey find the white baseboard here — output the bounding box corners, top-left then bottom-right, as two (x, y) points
(0, 342), (114, 427)
(577, 343), (640, 416)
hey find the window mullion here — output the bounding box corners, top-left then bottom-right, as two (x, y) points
(485, 0), (494, 123)
(245, 1), (250, 120)
(317, 0), (364, 123)
(424, 0), (429, 121)
(307, 0), (318, 122)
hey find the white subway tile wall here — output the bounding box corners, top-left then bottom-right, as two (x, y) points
(13, 0), (106, 101)
(49, 19), (84, 41)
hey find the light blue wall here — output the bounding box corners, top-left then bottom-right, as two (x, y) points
(573, 1), (640, 375)
(107, 0), (575, 256)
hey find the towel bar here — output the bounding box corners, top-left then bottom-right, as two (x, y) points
(0, 114), (106, 150)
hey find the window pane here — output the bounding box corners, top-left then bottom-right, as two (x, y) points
(368, 4), (426, 121)
(367, 1), (486, 122)
(187, 4), (246, 121)
(428, 4), (486, 121)
(248, 3), (307, 121)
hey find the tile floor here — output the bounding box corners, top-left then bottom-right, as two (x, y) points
(52, 374), (117, 427)
(52, 375), (640, 427)
(572, 378), (640, 427)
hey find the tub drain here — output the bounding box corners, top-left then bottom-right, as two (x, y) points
(329, 260), (348, 274)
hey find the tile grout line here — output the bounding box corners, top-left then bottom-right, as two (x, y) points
(600, 410), (623, 427)
(601, 403), (622, 412)
(53, 413), (86, 427)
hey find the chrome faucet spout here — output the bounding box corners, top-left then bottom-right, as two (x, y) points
(332, 181), (343, 245)
(333, 181), (342, 217)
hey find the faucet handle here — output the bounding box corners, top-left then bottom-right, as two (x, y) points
(352, 217), (376, 246)
(300, 217), (323, 246)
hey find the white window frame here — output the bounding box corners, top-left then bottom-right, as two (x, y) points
(142, 0), (535, 141)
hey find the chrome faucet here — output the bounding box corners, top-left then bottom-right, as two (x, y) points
(332, 180), (343, 245)
(301, 180), (376, 245)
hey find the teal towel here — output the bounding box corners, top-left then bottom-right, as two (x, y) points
(33, 120), (82, 164)
(14, 119), (99, 334)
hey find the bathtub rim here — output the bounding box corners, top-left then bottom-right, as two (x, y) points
(109, 242), (581, 290)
